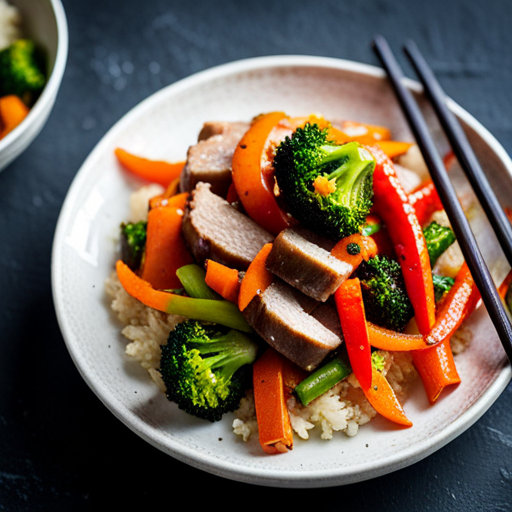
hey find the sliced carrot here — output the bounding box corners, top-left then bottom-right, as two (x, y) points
(331, 233), (377, 268)
(424, 261), (480, 346)
(140, 203), (193, 290)
(231, 112), (293, 235)
(411, 338), (461, 404)
(116, 260), (252, 332)
(362, 367), (412, 427)
(374, 140), (414, 159)
(204, 260), (240, 303)
(0, 95), (29, 139)
(149, 190), (188, 211)
(334, 278), (372, 390)
(115, 148), (185, 187)
(238, 243), (274, 311)
(253, 347), (294, 454)
(368, 321), (427, 351)
(338, 120), (392, 145)
(149, 177), (182, 209)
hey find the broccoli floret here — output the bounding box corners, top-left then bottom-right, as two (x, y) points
(0, 40), (46, 104)
(273, 123), (375, 240)
(357, 255), (414, 332)
(159, 320), (259, 422)
(432, 274), (455, 302)
(120, 221), (147, 270)
(423, 221), (456, 267)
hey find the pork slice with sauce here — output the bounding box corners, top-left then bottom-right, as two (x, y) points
(243, 279), (343, 371)
(265, 226), (354, 302)
(179, 121), (250, 197)
(182, 182), (274, 270)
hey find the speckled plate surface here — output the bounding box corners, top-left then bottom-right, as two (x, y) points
(51, 55), (512, 488)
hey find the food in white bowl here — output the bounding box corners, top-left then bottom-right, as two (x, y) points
(0, 0), (67, 171)
(52, 56), (512, 487)
(105, 109), (512, 454)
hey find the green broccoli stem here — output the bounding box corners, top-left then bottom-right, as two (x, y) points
(190, 330), (258, 379)
(166, 296), (252, 333)
(176, 264), (220, 300)
(294, 356), (352, 406)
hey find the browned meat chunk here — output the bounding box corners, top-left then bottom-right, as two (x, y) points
(182, 182), (274, 270)
(179, 121), (250, 197)
(265, 226), (354, 302)
(243, 280), (343, 371)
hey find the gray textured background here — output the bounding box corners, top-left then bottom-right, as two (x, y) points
(1, 0), (512, 509)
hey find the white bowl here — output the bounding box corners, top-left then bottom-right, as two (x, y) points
(52, 55), (512, 488)
(0, 0), (68, 171)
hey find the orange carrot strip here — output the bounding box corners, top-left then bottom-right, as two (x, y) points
(0, 95), (29, 139)
(368, 321), (427, 351)
(334, 278), (372, 390)
(411, 338), (461, 404)
(424, 261), (480, 345)
(231, 112), (293, 235)
(116, 260), (251, 332)
(339, 120), (392, 145)
(140, 204), (193, 290)
(374, 140), (414, 159)
(253, 347), (294, 454)
(115, 148), (185, 187)
(149, 177), (182, 209)
(204, 260), (240, 303)
(238, 243), (274, 311)
(149, 190), (188, 211)
(362, 367), (413, 427)
(331, 233), (377, 267)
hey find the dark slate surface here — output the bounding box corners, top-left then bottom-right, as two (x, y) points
(1, 0), (512, 509)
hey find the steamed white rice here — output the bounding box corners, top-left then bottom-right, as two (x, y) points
(0, 0), (22, 50)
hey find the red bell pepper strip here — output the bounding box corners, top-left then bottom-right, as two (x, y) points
(408, 180), (444, 227)
(334, 278), (372, 390)
(368, 145), (436, 336)
(231, 112), (294, 235)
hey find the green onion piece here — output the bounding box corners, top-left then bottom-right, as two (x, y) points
(176, 264), (220, 300)
(294, 357), (352, 406)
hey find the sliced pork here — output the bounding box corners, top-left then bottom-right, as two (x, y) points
(182, 182), (274, 270)
(265, 226), (354, 302)
(179, 121), (250, 197)
(243, 279), (343, 371)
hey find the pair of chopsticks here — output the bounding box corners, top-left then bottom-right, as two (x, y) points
(372, 35), (512, 363)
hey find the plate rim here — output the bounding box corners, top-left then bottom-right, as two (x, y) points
(51, 54), (512, 488)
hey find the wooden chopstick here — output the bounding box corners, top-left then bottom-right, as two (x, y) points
(372, 35), (512, 363)
(403, 39), (512, 268)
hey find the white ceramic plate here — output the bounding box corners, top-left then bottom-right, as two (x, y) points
(51, 55), (512, 488)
